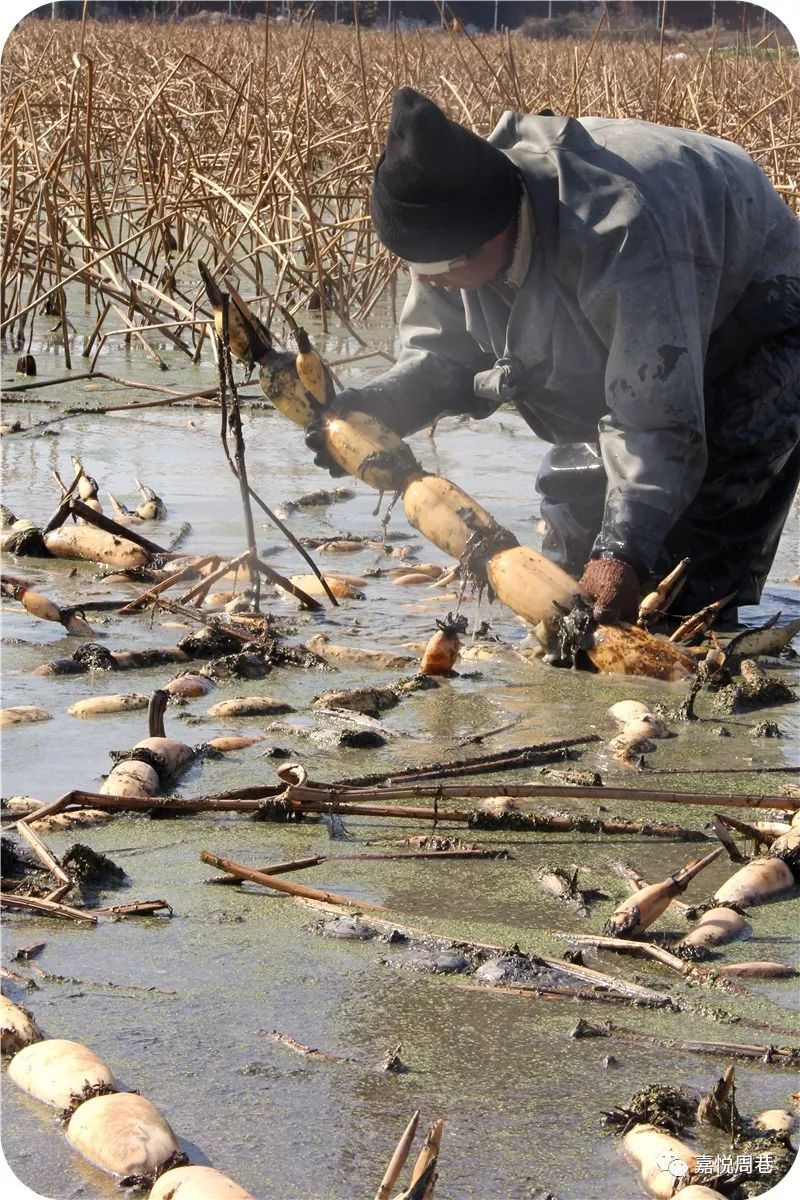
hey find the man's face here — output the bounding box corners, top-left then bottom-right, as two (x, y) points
(411, 222), (516, 292)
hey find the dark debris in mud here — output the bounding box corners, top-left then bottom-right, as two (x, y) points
(58, 1080), (117, 1122)
(600, 1082), (698, 1137)
(62, 843), (127, 889)
(751, 720), (781, 738)
(1, 835), (39, 879)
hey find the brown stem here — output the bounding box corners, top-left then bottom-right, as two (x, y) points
(336, 735), (602, 786)
(1, 891), (96, 923)
(14, 822), (70, 884)
(199, 850), (387, 910)
(117, 554), (219, 615)
(69, 496), (166, 555)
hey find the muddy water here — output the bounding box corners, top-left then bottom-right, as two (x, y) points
(1, 298), (799, 1199)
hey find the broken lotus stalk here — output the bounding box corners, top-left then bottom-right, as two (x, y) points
(198, 265), (696, 682)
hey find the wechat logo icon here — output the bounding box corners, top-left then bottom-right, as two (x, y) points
(655, 1151), (690, 1180)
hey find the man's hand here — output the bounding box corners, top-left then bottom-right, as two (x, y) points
(579, 556), (641, 624)
(303, 389), (363, 478)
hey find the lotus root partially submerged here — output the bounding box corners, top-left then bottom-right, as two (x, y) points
(166, 674), (215, 698)
(148, 1165), (255, 1199)
(8, 1039), (115, 1109)
(305, 634), (412, 670)
(676, 1188), (727, 1199)
(208, 696), (294, 718)
(0, 996), (43, 1056)
(621, 1124), (697, 1200)
(101, 760), (160, 798)
(754, 1109), (797, 1134)
(713, 857), (795, 907)
(67, 1092), (180, 1179)
(284, 574), (364, 600)
(678, 906), (750, 954)
(0, 706), (52, 727)
(69, 694), (150, 718)
(608, 700), (652, 725)
(44, 526), (149, 569)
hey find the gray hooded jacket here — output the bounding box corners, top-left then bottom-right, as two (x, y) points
(348, 113), (800, 572)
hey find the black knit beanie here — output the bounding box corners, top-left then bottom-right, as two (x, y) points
(370, 88), (520, 262)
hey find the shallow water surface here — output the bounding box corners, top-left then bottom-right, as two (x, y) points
(1, 301), (799, 1199)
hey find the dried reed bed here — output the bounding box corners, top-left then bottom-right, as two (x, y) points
(2, 15), (798, 366)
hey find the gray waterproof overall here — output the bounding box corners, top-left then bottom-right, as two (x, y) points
(346, 114), (800, 610)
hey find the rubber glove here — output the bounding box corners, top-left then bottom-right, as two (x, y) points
(579, 555), (642, 624)
(303, 390), (364, 477)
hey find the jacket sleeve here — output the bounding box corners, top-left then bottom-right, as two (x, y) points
(577, 212), (710, 573)
(343, 276), (496, 437)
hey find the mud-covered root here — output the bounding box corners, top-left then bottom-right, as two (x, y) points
(713, 856), (796, 907)
(754, 1109), (798, 1134)
(305, 634), (412, 671)
(675, 1188), (727, 1199)
(0, 995), (43, 1055)
(44, 525), (150, 569)
(259, 346), (319, 425)
(0, 524), (50, 556)
(603, 847), (723, 938)
(420, 612), (468, 676)
(101, 759), (161, 799)
(148, 1165), (255, 1199)
(8, 1038), (116, 1109)
(768, 826), (800, 877)
(207, 696), (294, 718)
(743, 658), (798, 702)
(69, 694), (150, 718)
(312, 684), (401, 717)
(0, 705), (52, 727)
(67, 1091), (184, 1181)
(589, 622), (697, 682)
(677, 905), (751, 956)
